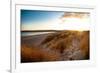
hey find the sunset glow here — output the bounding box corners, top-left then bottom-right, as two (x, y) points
(21, 10), (90, 31)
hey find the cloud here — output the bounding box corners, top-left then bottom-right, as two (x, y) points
(60, 12), (90, 19)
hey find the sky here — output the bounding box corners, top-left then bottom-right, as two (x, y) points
(21, 10), (90, 31)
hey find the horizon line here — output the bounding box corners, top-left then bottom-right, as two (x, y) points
(21, 30), (64, 32)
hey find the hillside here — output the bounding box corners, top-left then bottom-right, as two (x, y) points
(21, 30), (89, 63)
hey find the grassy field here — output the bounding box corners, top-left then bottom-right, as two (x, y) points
(21, 30), (89, 63)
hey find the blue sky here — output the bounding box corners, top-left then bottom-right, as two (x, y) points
(21, 10), (89, 30)
(21, 10), (64, 30)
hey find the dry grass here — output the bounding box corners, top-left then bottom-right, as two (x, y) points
(21, 30), (89, 62)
